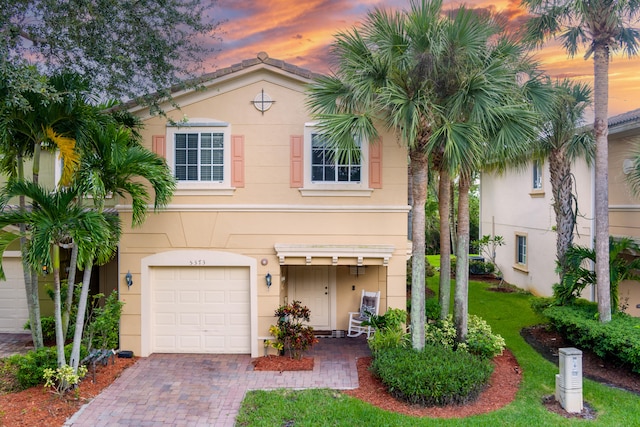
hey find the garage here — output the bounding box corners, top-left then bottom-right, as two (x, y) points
(150, 265), (250, 354)
(0, 254), (28, 333)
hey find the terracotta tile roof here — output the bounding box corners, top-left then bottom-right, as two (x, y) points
(120, 52), (322, 111)
(195, 51), (323, 83)
(609, 107), (640, 128)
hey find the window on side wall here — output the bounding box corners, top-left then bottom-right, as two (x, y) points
(531, 159), (544, 197)
(166, 121), (232, 193)
(514, 233), (528, 272)
(301, 124), (371, 196)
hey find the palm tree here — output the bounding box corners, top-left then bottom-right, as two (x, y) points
(427, 12), (544, 341)
(308, 0), (543, 344)
(307, 0), (446, 350)
(0, 72), (95, 347)
(0, 181), (115, 366)
(67, 119), (175, 372)
(534, 80), (594, 282)
(522, 0), (640, 322)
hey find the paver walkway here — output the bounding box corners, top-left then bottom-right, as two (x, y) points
(65, 337), (370, 426)
(0, 333), (33, 358)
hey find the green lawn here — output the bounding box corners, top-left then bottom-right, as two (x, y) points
(236, 277), (640, 426)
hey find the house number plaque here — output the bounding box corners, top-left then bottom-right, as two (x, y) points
(189, 260), (206, 266)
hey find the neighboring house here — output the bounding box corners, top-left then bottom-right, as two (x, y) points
(115, 52), (410, 357)
(480, 108), (640, 317)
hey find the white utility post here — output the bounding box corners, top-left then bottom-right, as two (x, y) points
(555, 347), (583, 413)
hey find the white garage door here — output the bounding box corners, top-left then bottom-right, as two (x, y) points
(150, 266), (250, 354)
(0, 257), (28, 333)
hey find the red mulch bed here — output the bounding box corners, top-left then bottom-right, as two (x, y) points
(0, 357), (137, 427)
(253, 355), (314, 371)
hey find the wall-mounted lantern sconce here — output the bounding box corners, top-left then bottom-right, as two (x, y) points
(42, 265), (49, 275)
(125, 271), (133, 288)
(265, 272), (272, 289)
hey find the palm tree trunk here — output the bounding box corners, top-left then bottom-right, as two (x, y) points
(409, 151), (429, 350)
(449, 180), (456, 255)
(70, 262), (93, 373)
(438, 169), (451, 320)
(62, 236), (80, 338)
(52, 245), (66, 366)
(593, 44), (611, 322)
(17, 157), (43, 348)
(454, 173), (471, 342)
(549, 149), (575, 280)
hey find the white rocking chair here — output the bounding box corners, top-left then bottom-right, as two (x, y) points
(347, 290), (381, 338)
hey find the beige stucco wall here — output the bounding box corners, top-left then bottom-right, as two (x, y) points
(480, 158), (593, 296)
(118, 63), (409, 357)
(608, 128), (640, 315)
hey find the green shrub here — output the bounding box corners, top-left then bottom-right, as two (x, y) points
(269, 301), (318, 359)
(425, 297), (441, 321)
(6, 344), (88, 390)
(425, 315), (505, 359)
(529, 296), (555, 315)
(7, 347), (58, 389)
(24, 316), (56, 343)
(367, 328), (410, 353)
(543, 304), (640, 373)
(370, 345), (494, 406)
(84, 291), (124, 351)
(469, 260), (495, 275)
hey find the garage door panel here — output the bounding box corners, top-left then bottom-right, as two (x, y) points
(0, 259), (29, 332)
(178, 268), (200, 280)
(155, 313), (176, 325)
(151, 266), (250, 354)
(204, 290), (225, 302)
(154, 290), (176, 303)
(179, 291), (199, 303)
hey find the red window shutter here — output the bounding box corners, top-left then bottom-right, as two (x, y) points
(369, 138), (383, 189)
(152, 135), (166, 158)
(290, 135), (303, 188)
(231, 135), (245, 188)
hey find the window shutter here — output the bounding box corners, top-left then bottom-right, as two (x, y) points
(369, 137), (383, 189)
(231, 135), (245, 188)
(290, 135), (303, 188)
(152, 135), (166, 158)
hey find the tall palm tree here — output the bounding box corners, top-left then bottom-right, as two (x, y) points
(427, 11), (544, 341)
(0, 181), (114, 366)
(307, 0), (445, 350)
(308, 0), (543, 344)
(0, 72), (94, 347)
(522, 0), (640, 322)
(67, 119), (175, 372)
(535, 80), (594, 282)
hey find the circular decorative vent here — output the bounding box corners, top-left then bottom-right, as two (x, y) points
(253, 91), (273, 112)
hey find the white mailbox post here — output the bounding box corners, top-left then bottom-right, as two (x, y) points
(555, 347), (583, 413)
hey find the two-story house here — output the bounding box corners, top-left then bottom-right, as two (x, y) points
(114, 53), (410, 357)
(480, 108), (640, 316)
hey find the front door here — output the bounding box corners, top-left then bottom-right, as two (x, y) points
(289, 266), (330, 329)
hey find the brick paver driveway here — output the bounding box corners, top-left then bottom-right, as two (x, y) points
(64, 337), (369, 426)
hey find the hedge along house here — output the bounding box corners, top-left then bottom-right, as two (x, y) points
(118, 53), (410, 358)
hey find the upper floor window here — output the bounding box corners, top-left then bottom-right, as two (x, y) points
(532, 159), (543, 190)
(301, 124), (371, 196)
(166, 120), (232, 193)
(311, 133), (361, 183)
(175, 132), (224, 181)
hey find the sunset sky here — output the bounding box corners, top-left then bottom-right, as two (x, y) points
(209, 0), (640, 119)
